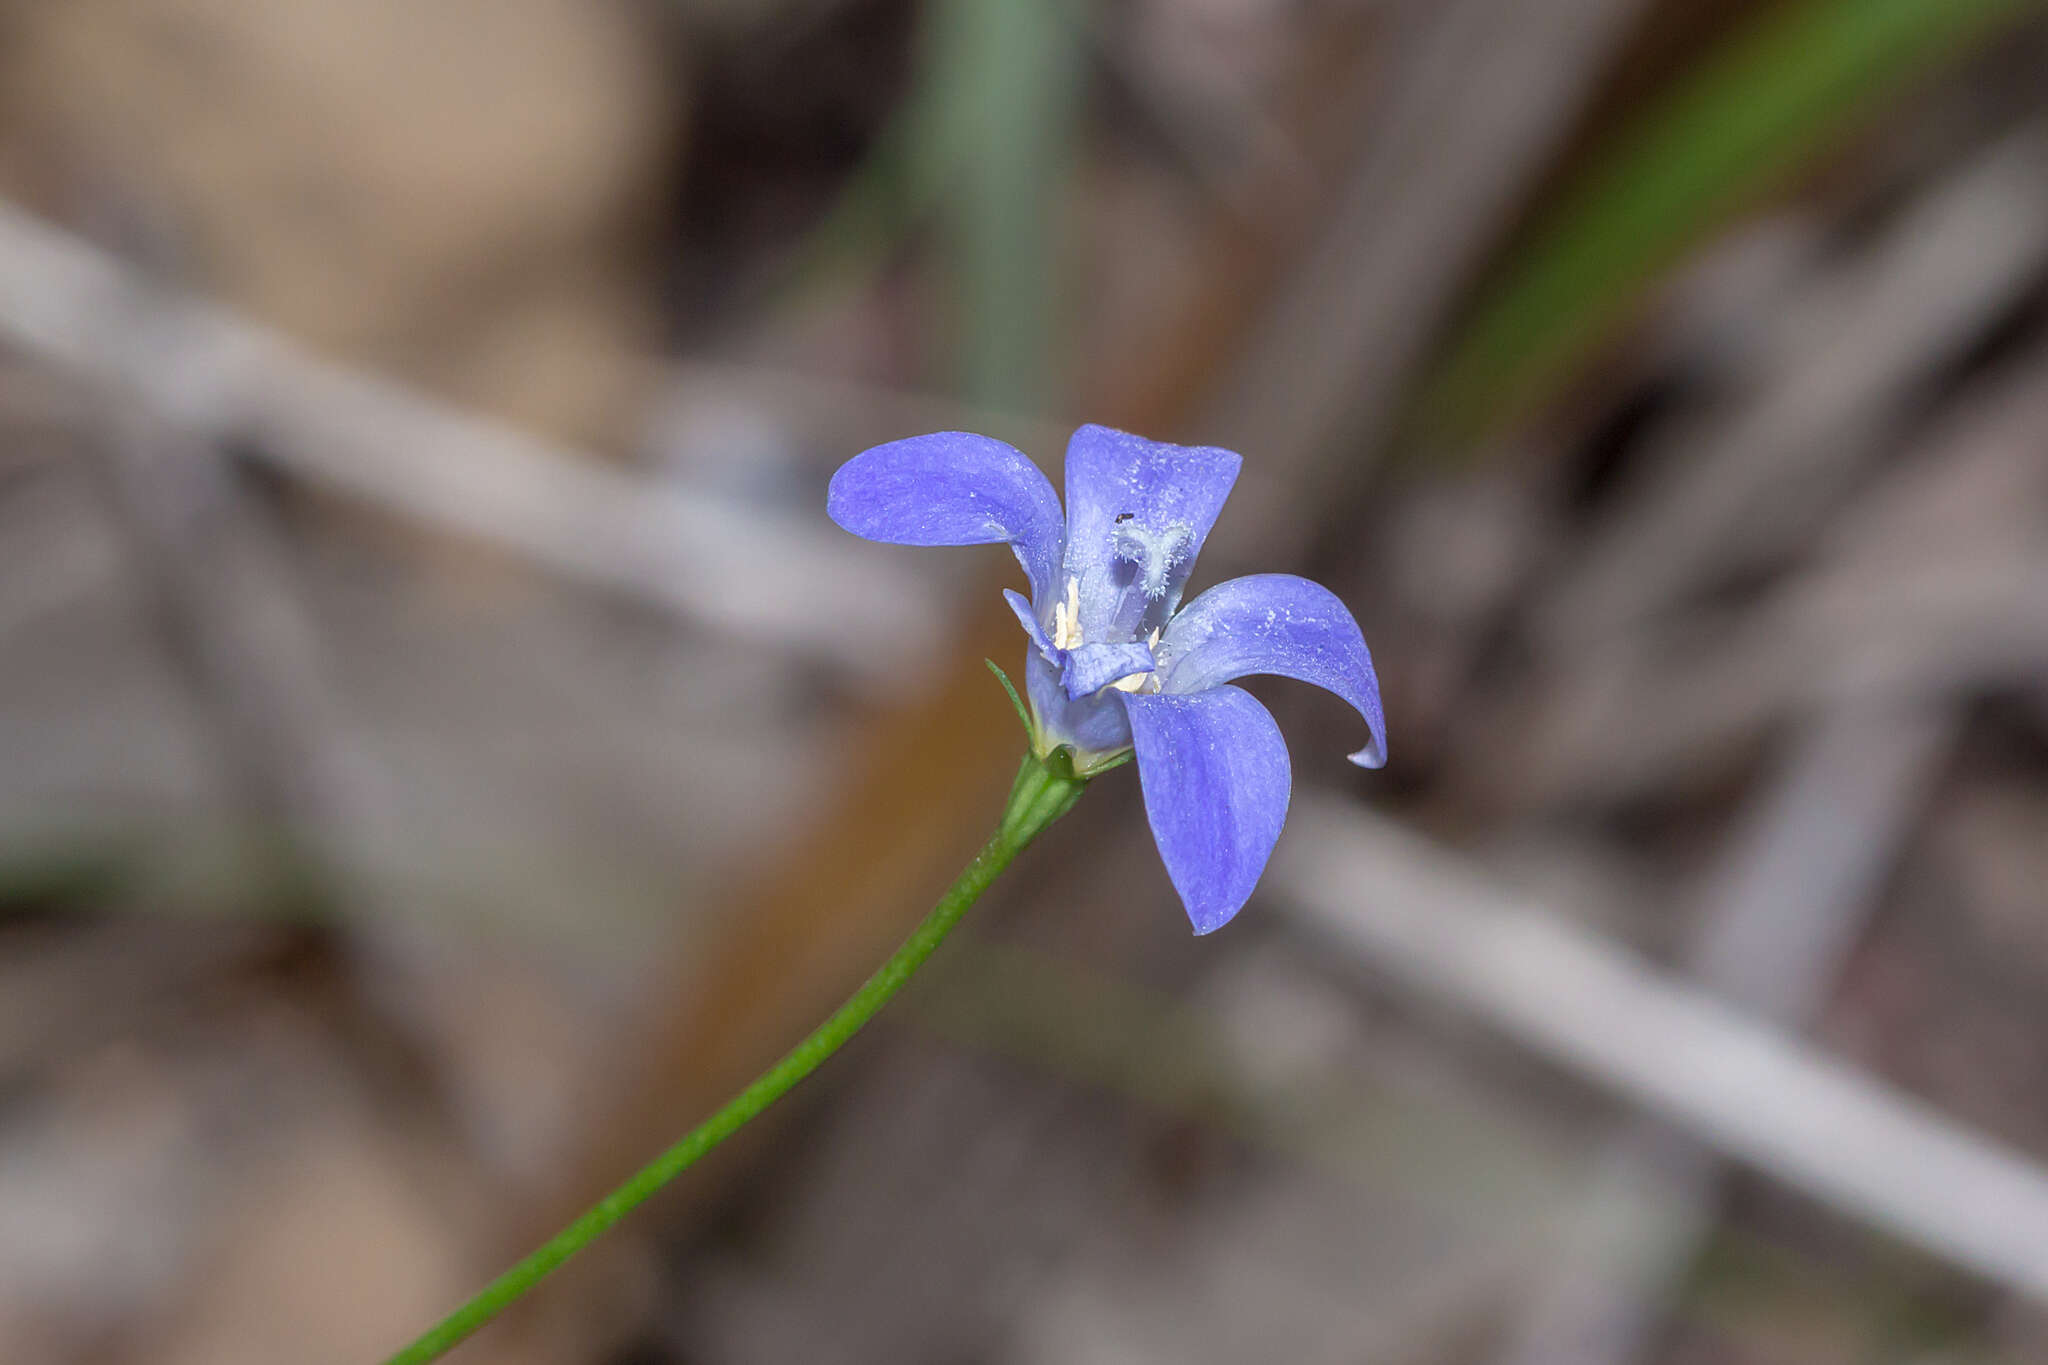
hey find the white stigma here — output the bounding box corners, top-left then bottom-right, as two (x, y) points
(1112, 521), (1196, 601)
(1052, 576), (1083, 650)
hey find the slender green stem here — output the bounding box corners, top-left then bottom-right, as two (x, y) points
(381, 752), (1087, 1365)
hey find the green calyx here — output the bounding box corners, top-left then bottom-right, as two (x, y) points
(998, 749), (1088, 849)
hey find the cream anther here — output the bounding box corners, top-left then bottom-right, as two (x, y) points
(1052, 576), (1083, 650)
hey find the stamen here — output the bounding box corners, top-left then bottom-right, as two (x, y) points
(1109, 629), (1163, 694)
(1052, 576), (1083, 650)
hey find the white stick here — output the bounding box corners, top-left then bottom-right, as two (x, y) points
(1275, 795), (2048, 1303)
(0, 200), (933, 674)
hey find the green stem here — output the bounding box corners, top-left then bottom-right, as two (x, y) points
(381, 752), (1088, 1365)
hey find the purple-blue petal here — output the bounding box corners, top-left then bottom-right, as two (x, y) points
(1005, 588), (1053, 657)
(1059, 641), (1155, 700)
(1063, 425), (1241, 640)
(1025, 646), (1132, 756)
(1124, 685), (1290, 935)
(828, 432), (1065, 604)
(1158, 573), (1387, 768)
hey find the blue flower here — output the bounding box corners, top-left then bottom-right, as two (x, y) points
(828, 424), (1386, 934)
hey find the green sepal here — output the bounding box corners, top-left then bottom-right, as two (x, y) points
(985, 658), (1034, 741)
(1044, 743), (1133, 779)
(1039, 745), (1081, 782)
(1072, 747), (1133, 777)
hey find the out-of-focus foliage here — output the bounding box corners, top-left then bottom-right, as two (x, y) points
(782, 0), (1082, 410)
(927, 0), (1082, 411)
(1413, 0), (2048, 448)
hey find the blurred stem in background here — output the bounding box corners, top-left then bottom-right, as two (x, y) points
(925, 0), (1083, 412)
(780, 0), (1082, 413)
(1409, 0), (2047, 452)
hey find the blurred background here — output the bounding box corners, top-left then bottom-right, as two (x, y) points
(3, 1), (2048, 1361)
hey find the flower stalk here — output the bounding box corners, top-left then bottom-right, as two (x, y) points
(380, 751), (1088, 1365)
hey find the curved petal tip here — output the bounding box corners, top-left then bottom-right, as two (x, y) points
(1347, 731), (1387, 769)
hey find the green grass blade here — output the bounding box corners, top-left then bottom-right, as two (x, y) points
(1411, 0), (2046, 449)
(926, 0), (1085, 412)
